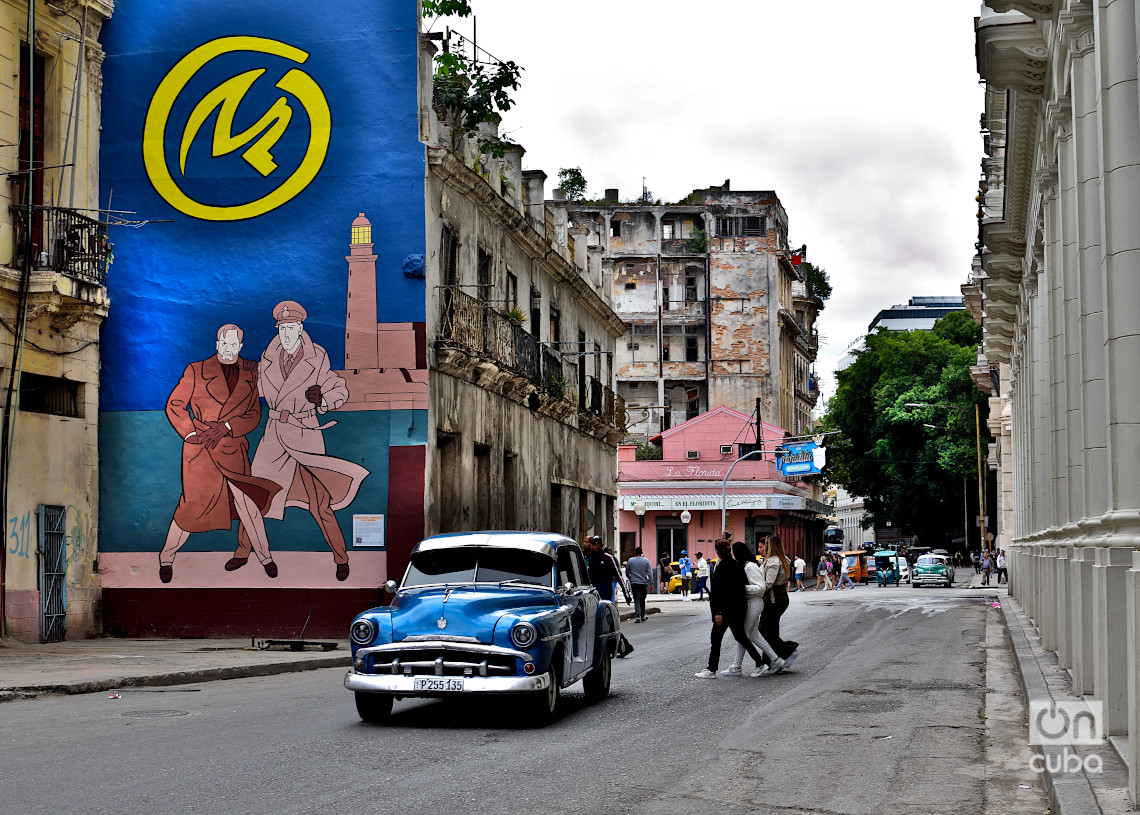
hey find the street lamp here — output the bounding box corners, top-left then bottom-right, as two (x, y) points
(633, 500), (646, 554)
(906, 401), (988, 555)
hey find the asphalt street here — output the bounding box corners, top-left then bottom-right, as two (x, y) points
(0, 583), (1047, 815)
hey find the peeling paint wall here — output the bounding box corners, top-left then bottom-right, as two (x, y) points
(571, 186), (814, 438)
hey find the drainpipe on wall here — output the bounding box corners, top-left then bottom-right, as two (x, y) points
(1, 0), (37, 638)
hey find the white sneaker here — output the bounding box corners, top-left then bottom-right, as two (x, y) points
(783, 649), (800, 670)
(694, 668), (718, 678)
(719, 666), (742, 676)
(769, 657), (786, 674)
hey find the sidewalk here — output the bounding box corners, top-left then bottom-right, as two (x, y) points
(0, 605), (650, 699)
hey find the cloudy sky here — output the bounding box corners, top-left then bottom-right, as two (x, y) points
(426, 1), (985, 405)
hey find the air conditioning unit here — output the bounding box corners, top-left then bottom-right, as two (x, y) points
(719, 444), (733, 455)
(686, 450), (700, 460)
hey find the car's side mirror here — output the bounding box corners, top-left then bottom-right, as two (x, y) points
(384, 579), (398, 594)
(563, 581), (574, 593)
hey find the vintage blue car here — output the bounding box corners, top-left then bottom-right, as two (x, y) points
(344, 531), (621, 724)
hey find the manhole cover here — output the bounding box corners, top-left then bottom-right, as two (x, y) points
(121, 710), (189, 718)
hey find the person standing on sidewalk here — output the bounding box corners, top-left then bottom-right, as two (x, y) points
(695, 551), (710, 600)
(626, 547), (653, 622)
(972, 551), (981, 574)
(757, 533), (801, 671)
(695, 539), (767, 678)
(678, 550), (693, 601)
(793, 554), (806, 591)
(723, 541), (783, 676)
(659, 555), (673, 593)
(996, 549), (1008, 584)
(981, 550), (993, 585)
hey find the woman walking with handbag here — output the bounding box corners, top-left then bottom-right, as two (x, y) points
(756, 533), (801, 672)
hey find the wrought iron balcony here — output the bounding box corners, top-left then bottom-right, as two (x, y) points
(9, 205), (109, 284)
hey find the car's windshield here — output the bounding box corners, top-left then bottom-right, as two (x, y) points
(404, 547), (555, 589)
(917, 555), (944, 566)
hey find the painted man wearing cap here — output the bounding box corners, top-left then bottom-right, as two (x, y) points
(229, 301), (368, 581)
(159, 324), (281, 583)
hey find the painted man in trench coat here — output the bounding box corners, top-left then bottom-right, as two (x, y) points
(160, 324), (281, 583)
(226, 300), (368, 581)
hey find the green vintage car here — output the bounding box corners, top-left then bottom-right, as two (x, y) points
(912, 553), (955, 588)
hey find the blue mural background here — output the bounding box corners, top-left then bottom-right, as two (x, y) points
(99, 0), (425, 558)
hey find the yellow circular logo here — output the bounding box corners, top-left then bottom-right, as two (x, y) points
(143, 36), (331, 222)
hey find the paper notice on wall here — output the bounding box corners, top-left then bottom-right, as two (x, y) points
(353, 514), (385, 548)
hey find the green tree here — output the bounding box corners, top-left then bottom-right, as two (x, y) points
(820, 314), (987, 548)
(557, 167), (587, 201)
(801, 261), (832, 312)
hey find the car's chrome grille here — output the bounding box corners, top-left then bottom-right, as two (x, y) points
(356, 641), (528, 678)
(369, 649), (515, 677)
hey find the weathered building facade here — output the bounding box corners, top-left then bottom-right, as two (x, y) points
(421, 39), (625, 544)
(1, 0), (112, 642)
(569, 185), (819, 441)
(973, 1), (1140, 801)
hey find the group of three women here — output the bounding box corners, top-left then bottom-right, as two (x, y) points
(695, 533), (801, 678)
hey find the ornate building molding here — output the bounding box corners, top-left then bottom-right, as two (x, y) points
(986, 1), (1054, 19)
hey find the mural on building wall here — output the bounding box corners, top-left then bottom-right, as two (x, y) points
(98, 2), (427, 604)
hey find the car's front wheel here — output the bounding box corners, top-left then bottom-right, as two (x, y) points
(583, 646), (611, 702)
(527, 663), (561, 725)
(355, 692), (393, 724)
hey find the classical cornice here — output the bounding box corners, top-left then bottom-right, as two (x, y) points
(428, 147), (626, 339)
(985, 1), (1054, 20)
(977, 16), (1048, 97)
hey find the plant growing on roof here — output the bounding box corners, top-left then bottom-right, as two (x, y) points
(557, 167), (588, 202)
(686, 228), (708, 253)
(547, 376), (568, 401)
(426, 3), (522, 161)
(505, 306), (526, 324)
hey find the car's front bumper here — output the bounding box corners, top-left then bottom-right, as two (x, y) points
(345, 670), (551, 695)
(912, 573), (949, 584)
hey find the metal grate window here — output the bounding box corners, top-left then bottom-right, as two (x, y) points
(39, 504), (66, 643)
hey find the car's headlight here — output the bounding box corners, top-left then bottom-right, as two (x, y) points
(351, 618), (376, 645)
(511, 622), (537, 649)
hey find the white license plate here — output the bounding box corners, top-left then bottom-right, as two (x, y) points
(413, 676), (464, 692)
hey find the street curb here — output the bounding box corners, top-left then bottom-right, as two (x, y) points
(1000, 598), (1102, 815)
(0, 654), (350, 697)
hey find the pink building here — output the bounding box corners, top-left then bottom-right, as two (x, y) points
(617, 406), (827, 584)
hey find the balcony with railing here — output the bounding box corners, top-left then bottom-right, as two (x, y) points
(10, 205), (109, 285)
(437, 287), (623, 435)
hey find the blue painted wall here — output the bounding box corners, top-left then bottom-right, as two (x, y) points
(99, 1), (425, 565)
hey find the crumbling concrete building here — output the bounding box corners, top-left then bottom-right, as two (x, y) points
(419, 37), (627, 545)
(570, 182), (820, 440)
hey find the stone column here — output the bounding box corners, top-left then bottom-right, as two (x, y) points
(1097, 0), (1140, 532)
(1071, 14), (1109, 520)
(1041, 546), (1057, 652)
(1057, 103), (1086, 526)
(1071, 546), (1097, 696)
(1056, 547), (1071, 668)
(1042, 175), (1070, 530)
(1126, 549), (1140, 802)
(1093, 546), (1130, 734)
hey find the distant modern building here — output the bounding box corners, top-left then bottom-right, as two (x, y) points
(570, 182), (821, 441)
(838, 295), (965, 369)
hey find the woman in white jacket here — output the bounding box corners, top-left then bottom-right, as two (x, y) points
(723, 541), (784, 676)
